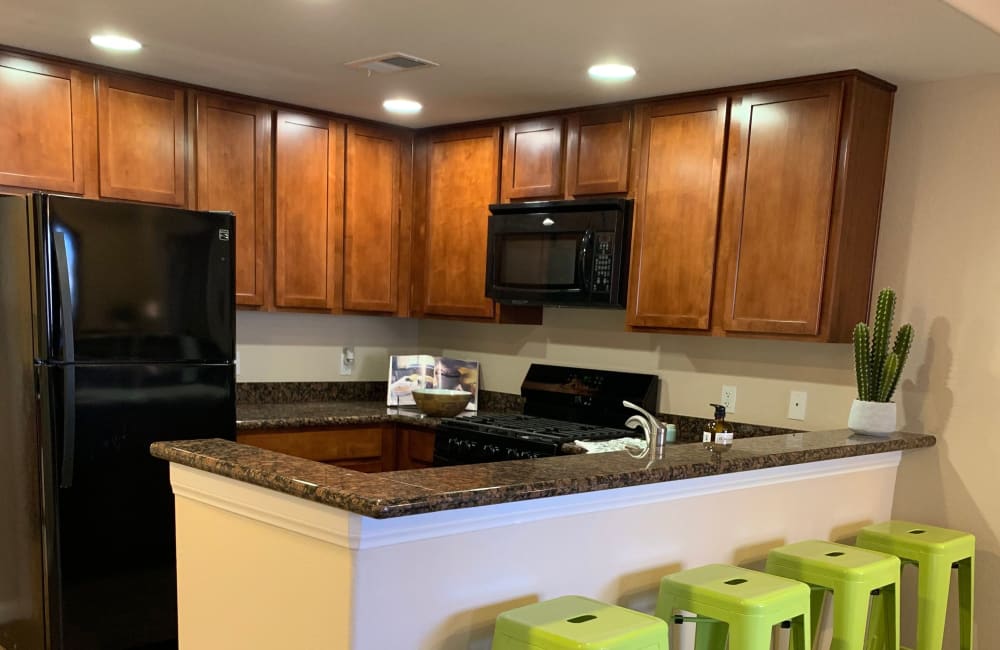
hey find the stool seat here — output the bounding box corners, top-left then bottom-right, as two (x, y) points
(493, 595), (668, 649)
(767, 540), (900, 650)
(857, 521), (975, 650)
(657, 564), (812, 649)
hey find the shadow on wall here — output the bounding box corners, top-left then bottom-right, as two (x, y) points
(892, 316), (997, 647)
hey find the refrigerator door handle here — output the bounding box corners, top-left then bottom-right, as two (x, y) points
(53, 231), (76, 363)
(54, 232), (77, 487)
(59, 367), (76, 488)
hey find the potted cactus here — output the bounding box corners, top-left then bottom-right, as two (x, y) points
(849, 288), (914, 436)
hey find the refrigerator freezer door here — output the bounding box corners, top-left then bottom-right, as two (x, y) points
(35, 193), (235, 364)
(39, 363), (235, 649)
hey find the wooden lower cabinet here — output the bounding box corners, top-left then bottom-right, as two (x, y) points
(236, 423), (436, 473)
(396, 426), (436, 470)
(236, 424), (396, 472)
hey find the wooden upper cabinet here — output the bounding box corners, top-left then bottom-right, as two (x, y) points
(566, 107), (631, 196)
(714, 75), (894, 341)
(627, 97), (728, 331)
(500, 117), (564, 201)
(195, 93), (272, 308)
(414, 126), (500, 319)
(97, 75), (186, 205)
(343, 124), (402, 313)
(273, 111), (344, 311)
(718, 80), (845, 337)
(0, 55), (95, 195)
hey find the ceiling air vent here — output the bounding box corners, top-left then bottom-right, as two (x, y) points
(344, 52), (439, 74)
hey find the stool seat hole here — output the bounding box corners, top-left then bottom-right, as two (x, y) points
(566, 614), (597, 624)
(724, 578), (748, 585)
(907, 529), (926, 534)
(825, 551), (845, 557)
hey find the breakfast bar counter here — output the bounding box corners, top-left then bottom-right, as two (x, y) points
(151, 430), (934, 649)
(152, 429), (933, 518)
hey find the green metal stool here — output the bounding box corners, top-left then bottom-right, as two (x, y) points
(765, 540), (900, 650)
(655, 563), (812, 649)
(492, 595), (669, 649)
(856, 520), (975, 650)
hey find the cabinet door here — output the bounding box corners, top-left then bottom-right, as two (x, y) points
(396, 427), (436, 470)
(343, 124), (401, 313)
(566, 107), (631, 196)
(415, 126), (500, 319)
(627, 97), (728, 330)
(719, 80), (844, 336)
(500, 117), (563, 201)
(195, 94), (272, 308)
(97, 75), (186, 205)
(273, 112), (344, 311)
(0, 55), (95, 194)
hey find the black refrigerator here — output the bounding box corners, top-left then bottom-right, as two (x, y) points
(0, 193), (236, 649)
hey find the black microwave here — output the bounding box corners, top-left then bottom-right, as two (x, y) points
(485, 198), (633, 308)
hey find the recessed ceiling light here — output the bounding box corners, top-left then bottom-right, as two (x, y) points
(382, 99), (422, 115)
(90, 34), (142, 52)
(588, 63), (636, 81)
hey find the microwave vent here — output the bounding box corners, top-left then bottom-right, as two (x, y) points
(344, 52), (439, 74)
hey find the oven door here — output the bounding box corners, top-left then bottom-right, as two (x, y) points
(485, 211), (593, 305)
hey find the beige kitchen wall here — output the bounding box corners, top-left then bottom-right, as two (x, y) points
(235, 311), (418, 382)
(421, 74), (1000, 646)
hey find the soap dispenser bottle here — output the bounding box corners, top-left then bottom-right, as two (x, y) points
(702, 403), (734, 453)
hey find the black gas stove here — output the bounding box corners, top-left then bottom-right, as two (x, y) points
(434, 364), (658, 466)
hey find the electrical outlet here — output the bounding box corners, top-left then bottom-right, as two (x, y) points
(340, 346), (355, 376)
(721, 385), (737, 412)
(788, 390), (807, 420)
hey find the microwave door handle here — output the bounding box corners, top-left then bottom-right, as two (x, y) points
(577, 232), (592, 289)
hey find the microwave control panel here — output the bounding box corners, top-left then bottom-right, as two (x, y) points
(591, 232), (614, 294)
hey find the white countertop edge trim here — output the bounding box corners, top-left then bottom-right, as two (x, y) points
(169, 451), (902, 551)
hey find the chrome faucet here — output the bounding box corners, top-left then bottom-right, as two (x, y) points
(623, 400), (667, 458)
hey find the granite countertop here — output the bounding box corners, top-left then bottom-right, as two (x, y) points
(236, 401), (450, 430)
(151, 429), (935, 519)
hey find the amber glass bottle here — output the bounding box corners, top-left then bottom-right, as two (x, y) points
(702, 403), (734, 453)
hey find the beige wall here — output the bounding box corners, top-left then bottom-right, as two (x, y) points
(235, 311), (418, 382)
(419, 75), (1000, 645)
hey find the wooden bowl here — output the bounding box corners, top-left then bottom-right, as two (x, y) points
(411, 389), (473, 418)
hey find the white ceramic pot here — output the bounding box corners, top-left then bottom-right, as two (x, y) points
(848, 399), (897, 437)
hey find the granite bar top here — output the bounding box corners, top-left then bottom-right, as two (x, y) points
(151, 429), (935, 519)
(236, 401), (450, 430)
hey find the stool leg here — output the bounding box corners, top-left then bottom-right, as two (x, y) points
(831, 588), (871, 650)
(915, 559), (952, 650)
(958, 557), (974, 650)
(790, 614), (813, 650)
(693, 619), (728, 650)
(726, 618), (773, 650)
(865, 590), (884, 650)
(866, 583), (900, 650)
(791, 589), (824, 650)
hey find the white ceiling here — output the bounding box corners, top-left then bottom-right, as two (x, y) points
(3, 0), (1000, 127)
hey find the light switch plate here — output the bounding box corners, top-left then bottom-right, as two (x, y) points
(235, 351), (240, 376)
(788, 390), (807, 420)
(721, 385), (737, 412)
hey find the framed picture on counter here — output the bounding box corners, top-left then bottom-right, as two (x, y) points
(387, 354), (479, 411)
